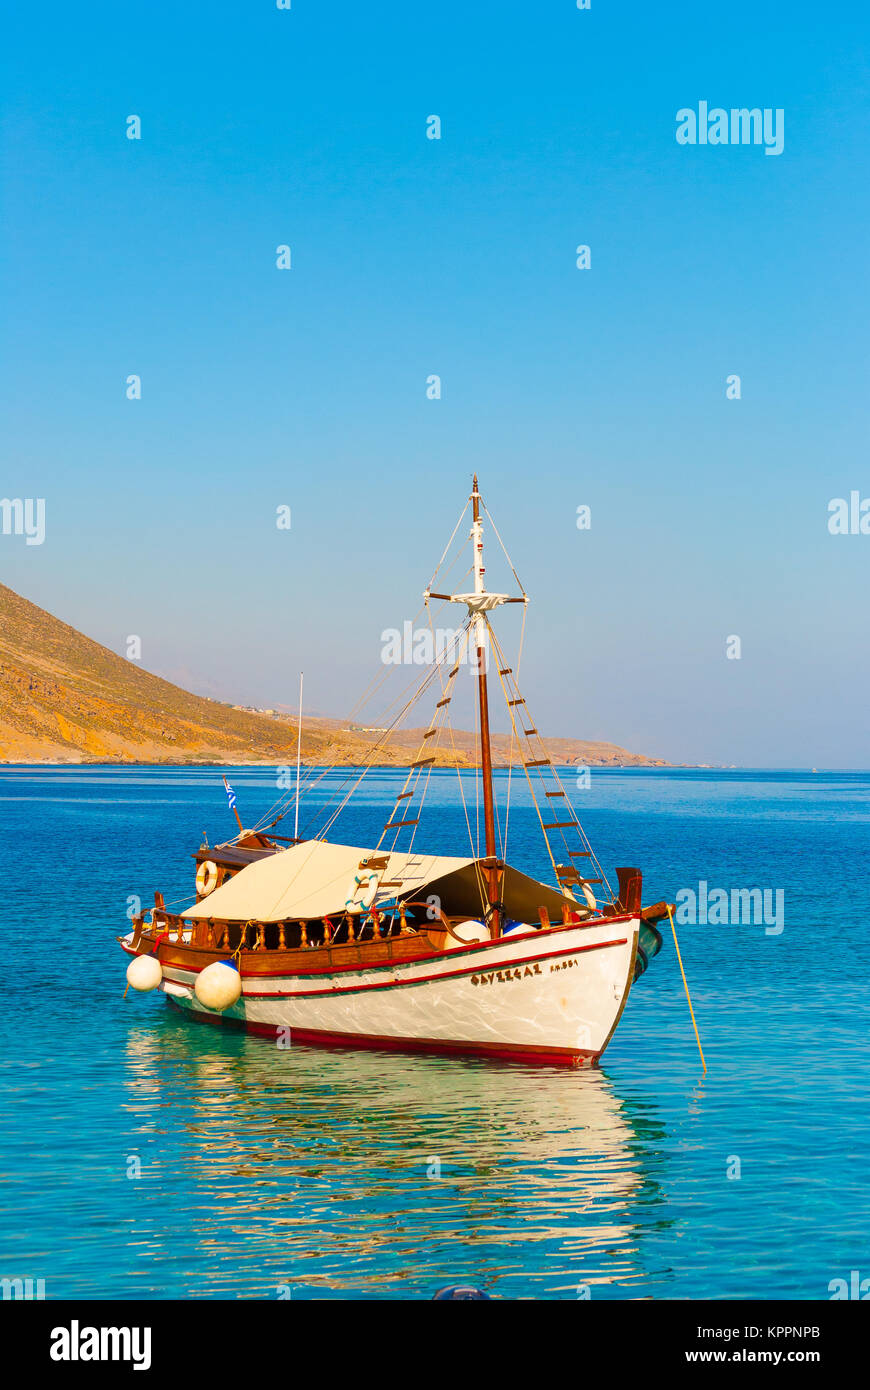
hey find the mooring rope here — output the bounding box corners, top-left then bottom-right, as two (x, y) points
(666, 903), (707, 1074)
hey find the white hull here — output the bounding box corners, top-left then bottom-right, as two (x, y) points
(143, 918), (640, 1066)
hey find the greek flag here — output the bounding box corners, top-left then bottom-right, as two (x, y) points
(225, 781), (237, 812)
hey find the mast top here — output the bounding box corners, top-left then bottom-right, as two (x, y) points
(423, 476), (527, 614)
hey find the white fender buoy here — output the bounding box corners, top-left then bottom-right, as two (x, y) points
(126, 954), (163, 992)
(502, 919), (532, 936)
(447, 919), (490, 948)
(194, 960), (242, 1012)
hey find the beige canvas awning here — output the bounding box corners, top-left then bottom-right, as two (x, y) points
(184, 839), (573, 924)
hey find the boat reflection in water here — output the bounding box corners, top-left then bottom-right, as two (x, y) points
(122, 1018), (666, 1299)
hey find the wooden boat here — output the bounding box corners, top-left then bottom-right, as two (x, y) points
(120, 478), (670, 1066)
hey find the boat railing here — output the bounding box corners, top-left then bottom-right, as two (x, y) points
(131, 895), (594, 955)
(132, 906), (425, 953)
(401, 899), (590, 942)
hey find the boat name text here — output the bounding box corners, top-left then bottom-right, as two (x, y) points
(471, 963), (542, 986)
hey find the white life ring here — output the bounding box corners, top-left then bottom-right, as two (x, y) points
(196, 860), (220, 897)
(345, 870), (379, 914)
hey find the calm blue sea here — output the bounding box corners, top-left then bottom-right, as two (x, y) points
(0, 765), (867, 1301)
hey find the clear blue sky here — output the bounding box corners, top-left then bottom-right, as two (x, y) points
(1, 1), (868, 767)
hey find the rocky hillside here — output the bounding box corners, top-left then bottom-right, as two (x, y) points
(0, 583), (332, 764)
(0, 583), (667, 767)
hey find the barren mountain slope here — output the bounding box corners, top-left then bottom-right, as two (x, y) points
(0, 584), (667, 767)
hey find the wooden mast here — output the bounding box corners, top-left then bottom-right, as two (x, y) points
(471, 476), (500, 935)
(294, 670), (304, 842)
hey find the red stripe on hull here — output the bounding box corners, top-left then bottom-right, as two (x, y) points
(166, 997), (599, 1069)
(238, 937), (629, 1000)
(152, 935), (629, 994)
